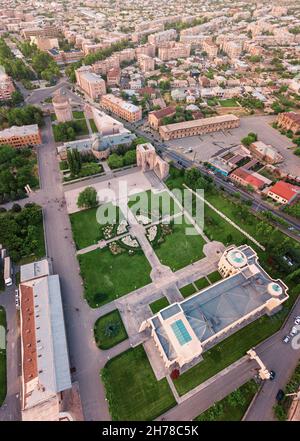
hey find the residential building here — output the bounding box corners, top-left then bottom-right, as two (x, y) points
(250, 141), (283, 164)
(148, 29), (177, 46)
(267, 181), (300, 205)
(159, 114), (240, 141)
(158, 42), (191, 61)
(230, 167), (271, 192)
(30, 36), (59, 51)
(106, 68), (121, 87)
(140, 245), (288, 372)
(75, 67), (106, 100)
(148, 106), (176, 130)
(100, 94), (142, 123)
(138, 54), (155, 72)
(202, 40), (218, 59)
(0, 124), (41, 148)
(0, 72), (15, 101)
(277, 112), (300, 135)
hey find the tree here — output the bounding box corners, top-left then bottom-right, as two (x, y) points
(108, 153), (123, 169)
(123, 150), (136, 166)
(77, 187), (98, 209)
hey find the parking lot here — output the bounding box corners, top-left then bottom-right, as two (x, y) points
(166, 115), (300, 176)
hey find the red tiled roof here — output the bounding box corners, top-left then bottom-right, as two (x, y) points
(150, 106), (176, 119)
(20, 284), (38, 384)
(268, 181), (300, 201)
(231, 168), (265, 189)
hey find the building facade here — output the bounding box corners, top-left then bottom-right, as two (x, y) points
(0, 124), (41, 148)
(277, 112), (300, 134)
(159, 114), (240, 140)
(52, 93), (73, 123)
(100, 94), (142, 123)
(0, 73), (15, 101)
(75, 67), (106, 100)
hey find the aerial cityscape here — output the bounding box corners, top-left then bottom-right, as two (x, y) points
(0, 0), (300, 425)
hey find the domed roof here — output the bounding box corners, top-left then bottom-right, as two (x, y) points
(227, 249), (247, 268)
(268, 282), (283, 297)
(52, 93), (69, 104)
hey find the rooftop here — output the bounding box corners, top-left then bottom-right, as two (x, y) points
(159, 114), (239, 133)
(268, 180), (300, 201)
(0, 124), (39, 138)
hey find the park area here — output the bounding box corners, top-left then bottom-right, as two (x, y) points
(153, 216), (206, 271)
(0, 307), (6, 406)
(101, 345), (176, 420)
(78, 247), (152, 308)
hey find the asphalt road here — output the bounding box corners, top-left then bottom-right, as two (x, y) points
(35, 117), (111, 421)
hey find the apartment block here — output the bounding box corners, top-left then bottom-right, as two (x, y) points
(138, 54), (155, 72)
(158, 41), (191, 61)
(148, 29), (177, 46)
(75, 67), (106, 100)
(100, 94), (142, 123)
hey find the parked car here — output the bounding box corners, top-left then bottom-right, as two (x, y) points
(276, 389), (285, 402)
(294, 318), (300, 325)
(283, 335), (290, 343)
(290, 326), (298, 336)
(269, 370), (276, 380)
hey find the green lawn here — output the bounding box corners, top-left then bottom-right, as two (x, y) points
(173, 299), (295, 396)
(194, 277), (210, 291)
(0, 307), (6, 406)
(128, 190), (181, 221)
(70, 204), (123, 250)
(195, 380), (259, 421)
(180, 283), (197, 298)
(101, 345), (176, 420)
(89, 119), (98, 133)
(70, 206), (100, 250)
(78, 247), (152, 308)
(149, 297), (169, 314)
(207, 270), (222, 284)
(218, 98), (239, 107)
(73, 110), (85, 119)
(154, 216), (205, 271)
(94, 310), (128, 350)
(75, 118), (89, 136)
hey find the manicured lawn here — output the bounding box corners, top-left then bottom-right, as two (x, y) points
(195, 380), (259, 421)
(94, 310), (128, 350)
(128, 190), (181, 221)
(194, 277), (210, 291)
(173, 300), (294, 396)
(154, 216), (205, 271)
(218, 98), (239, 107)
(73, 110), (85, 119)
(75, 118), (89, 136)
(101, 345), (176, 420)
(70, 203), (123, 250)
(89, 119), (98, 133)
(207, 270), (222, 284)
(149, 297), (169, 314)
(180, 283), (197, 298)
(0, 307), (6, 406)
(70, 206), (100, 250)
(78, 247), (152, 308)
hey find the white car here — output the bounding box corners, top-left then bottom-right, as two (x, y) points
(290, 326), (299, 336)
(283, 335), (290, 344)
(295, 318), (300, 325)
